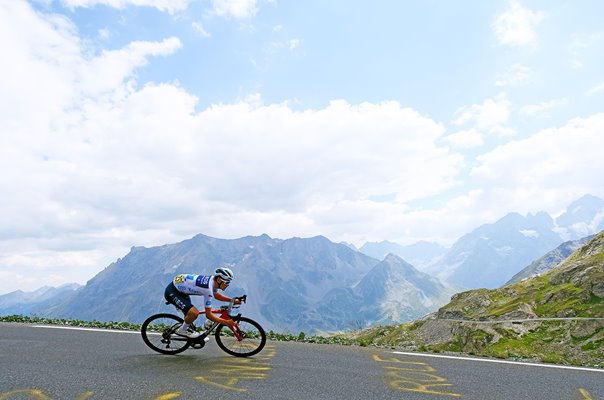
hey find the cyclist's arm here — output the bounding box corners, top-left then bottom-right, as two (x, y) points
(214, 292), (231, 302)
(214, 292), (242, 304)
(205, 306), (238, 327)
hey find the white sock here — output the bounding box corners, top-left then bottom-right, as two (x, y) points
(180, 323), (190, 331)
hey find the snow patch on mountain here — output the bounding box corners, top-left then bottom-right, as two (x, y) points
(520, 229), (539, 238)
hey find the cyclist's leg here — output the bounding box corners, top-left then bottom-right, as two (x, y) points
(164, 282), (202, 337)
(184, 306), (200, 323)
(164, 282), (194, 318)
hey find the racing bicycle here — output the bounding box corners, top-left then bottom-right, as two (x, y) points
(140, 295), (266, 357)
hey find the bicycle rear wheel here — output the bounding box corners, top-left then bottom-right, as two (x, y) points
(214, 316), (266, 357)
(141, 313), (191, 355)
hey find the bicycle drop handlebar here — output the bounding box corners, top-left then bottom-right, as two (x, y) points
(220, 294), (248, 317)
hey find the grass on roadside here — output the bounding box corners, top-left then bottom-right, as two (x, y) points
(0, 314), (357, 345)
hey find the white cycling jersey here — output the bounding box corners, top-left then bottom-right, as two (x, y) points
(172, 274), (218, 308)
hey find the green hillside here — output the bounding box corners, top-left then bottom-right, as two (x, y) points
(342, 230), (604, 367)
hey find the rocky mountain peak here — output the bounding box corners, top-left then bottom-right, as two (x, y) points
(555, 194), (604, 240)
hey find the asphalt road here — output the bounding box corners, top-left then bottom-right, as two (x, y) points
(0, 323), (602, 399)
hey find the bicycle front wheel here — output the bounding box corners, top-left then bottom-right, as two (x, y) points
(215, 316), (266, 357)
(141, 313), (191, 355)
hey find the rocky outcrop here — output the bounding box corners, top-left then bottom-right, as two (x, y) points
(494, 302), (537, 320)
(386, 318), (604, 367)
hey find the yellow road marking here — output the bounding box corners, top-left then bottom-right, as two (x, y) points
(373, 354), (462, 397)
(579, 388), (594, 400)
(0, 389), (51, 400)
(154, 392), (182, 399)
(0, 389), (186, 400)
(195, 344), (276, 393)
(196, 375), (264, 393)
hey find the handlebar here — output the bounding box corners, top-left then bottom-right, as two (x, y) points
(220, 294), (247, 315)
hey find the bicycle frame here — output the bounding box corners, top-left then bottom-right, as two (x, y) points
(200, 295), (247, 341)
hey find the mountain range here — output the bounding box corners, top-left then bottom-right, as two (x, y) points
(2, 234), (452, 334)
(0, 284), (81, 316)
(1, 194), (603, 334)
(360, 194), (604, 289)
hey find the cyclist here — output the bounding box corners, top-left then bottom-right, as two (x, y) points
(164, 267), (240, 338)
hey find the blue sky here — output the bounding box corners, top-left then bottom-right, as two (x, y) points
(1, 0), (604, 294)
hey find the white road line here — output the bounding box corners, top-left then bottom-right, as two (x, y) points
(33, 325), (139, 334)
(392, 351), (604, 373)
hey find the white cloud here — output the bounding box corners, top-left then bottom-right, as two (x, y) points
(288, 39), (302, 50)
(212, 0), (258, 19)
(0, 1), (182, 128)
(492, 0), (544, 47)
(98, 28), (111, 40)
(192, 21), (212, 38)
(587, 81), (604, 95)
(189, 99), (460, 210)
(423, 114), (604, 245)
(267, 38), (303, 54)
(470, 113), (604, 213)
(569, 31), (604, 69)
(520, 98), (567, 117)
(61, 0), (191, 14)
(80, 37), (182, 96)
(453, 94), (515, 137)
(495, 64), (533, 87)
(570, 60), (583, 70)
(443, 129), (484, 149)
(570, 32), (604, 50)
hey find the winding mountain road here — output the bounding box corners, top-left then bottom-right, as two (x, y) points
(0, 323), (602, 399)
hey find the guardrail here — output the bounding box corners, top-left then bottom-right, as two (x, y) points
(434, 317), (604, 323)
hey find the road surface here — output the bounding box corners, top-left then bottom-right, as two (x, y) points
(0, 323), (602, 399)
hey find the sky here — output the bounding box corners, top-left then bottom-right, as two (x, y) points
(1, 0), (604, 295)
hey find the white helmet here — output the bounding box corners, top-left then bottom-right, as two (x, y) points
(215, 267), (234, 282)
